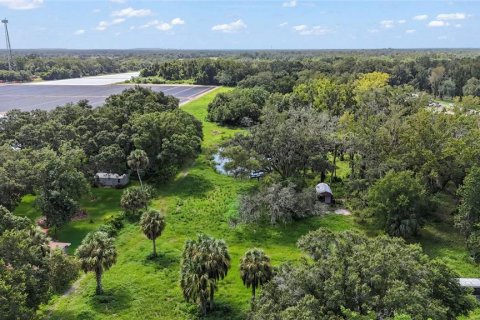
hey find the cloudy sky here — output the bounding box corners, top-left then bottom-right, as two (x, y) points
(1, 0), (479, 49)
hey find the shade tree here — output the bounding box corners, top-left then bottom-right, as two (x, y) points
(251, 228), (476, 319)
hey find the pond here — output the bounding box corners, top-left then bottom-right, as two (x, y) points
(212, 149), (264, 179)
(213, 151), (231, 175)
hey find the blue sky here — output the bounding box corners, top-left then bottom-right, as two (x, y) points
(1, 0), (479, 49)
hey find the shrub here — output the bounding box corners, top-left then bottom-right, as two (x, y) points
(238, 182), (322, 225)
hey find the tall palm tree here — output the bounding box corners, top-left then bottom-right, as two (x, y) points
(75, 231), (117, 295)
(140, 209), (166, 257)
(127, 149), (149, 188)
(180, 234), (230, 315)
(240, 248), (273, 309)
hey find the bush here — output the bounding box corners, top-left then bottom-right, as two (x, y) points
(48, 250), (80, 293)
(104, 214), (125, 230)
(366, 170), (429, 238)
(238, 182), (323, 225)
(207, 88), (269, 126)
(98, 224), (118, 237)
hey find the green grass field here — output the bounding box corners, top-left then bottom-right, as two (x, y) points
(14, 88), (479, 319)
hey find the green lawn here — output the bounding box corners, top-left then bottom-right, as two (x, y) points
(37, 88), (480, 319)
(15, 188), (124, 254)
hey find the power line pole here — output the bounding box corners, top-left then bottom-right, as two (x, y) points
(2, 18), (13, 71)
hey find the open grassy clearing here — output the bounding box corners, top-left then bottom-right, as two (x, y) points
(15, 188), (124, 254)
(12, 87), (477, 319)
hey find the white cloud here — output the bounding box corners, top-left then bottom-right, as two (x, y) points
(96, 21), (109, 31)
(139, 20), (159, 29)
(293, 24), (308, 31)
(74, 29), (85, 35)
(413, 14), (428, 21)
(110, 0), (126, 3)
(282, 0), (297, 7)
(93, 8), (101, 13)
(455, 23), (462, 28)
(0, 0), (43, 10)
(368, 28), (380, 33)
(96, 18), (125, 31)
(112, 18), (125, 24)
(137, 18), (184, 31)
(437, 13), (466, 20)
(380, 20), (395, 28)
(397, 19), (406, 24)
(279, 22), (289, 27)
(112, 7), (152, 18)
(171, 18), (185, 25)
(405, 29), (416, 34)
(293, 24), (330, 36)
(212, 19), (247, 33)
(157, 22), (172, 31)
(428, 20), (450, 27)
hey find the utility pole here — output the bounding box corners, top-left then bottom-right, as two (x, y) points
(2, 18), (13, 71)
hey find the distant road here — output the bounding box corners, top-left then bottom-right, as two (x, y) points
(0, 83), (216, 113)
(28, 72), (140, 86)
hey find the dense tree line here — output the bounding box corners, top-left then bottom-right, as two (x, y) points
(0, 206), (79, 319)
(0, 54), (140, 81)
(220, 71), (480, 239)
(0, 87), (202, 228)
(140, 54), (480, 99)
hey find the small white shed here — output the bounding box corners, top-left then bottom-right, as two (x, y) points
(95, 173), (129, 187)
(315, 183), (333, 204)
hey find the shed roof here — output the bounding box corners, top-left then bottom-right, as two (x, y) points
(315, 183), (333, 195)
(458, 278), (480, 288)
(95, 173), (127, 179)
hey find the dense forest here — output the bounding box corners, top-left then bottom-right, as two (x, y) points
(2, 50), (480, 319)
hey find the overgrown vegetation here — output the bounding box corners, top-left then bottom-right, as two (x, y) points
(3, 50), (480, 319)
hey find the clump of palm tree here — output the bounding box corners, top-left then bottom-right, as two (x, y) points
(240, 248), (273, 309)
(127, 149), (149, 187)
(180, 234), (230, 315)
(75, 231), (117, 295)
(140, 209), (166, 257)
(120, 185), (151, 216)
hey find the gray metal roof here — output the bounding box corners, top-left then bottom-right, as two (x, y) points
(458, 278), (480, 288)
(95, 173), (127, 179)
(316, 183), (333, 195)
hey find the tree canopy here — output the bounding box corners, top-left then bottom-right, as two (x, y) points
(252, 228), (476, 320)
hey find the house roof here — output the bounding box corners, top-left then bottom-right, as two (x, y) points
(458, 278), (480, 288)
(315, 183), (333, 195)
(95, 173), (127, 179)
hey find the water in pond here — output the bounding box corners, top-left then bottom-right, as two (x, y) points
(213, 149), (264, 179)
(213, 151), (231, 175)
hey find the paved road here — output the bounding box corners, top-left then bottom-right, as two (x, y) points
(27, 72), (140, 86)
(0, 84), (216, 113)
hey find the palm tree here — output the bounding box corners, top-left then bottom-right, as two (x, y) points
(180, 234), (230, 315)
(127, 149), (149, 188)
(120, 186), (151, 214)
(240, 248), (273, 309)
(75, 231), (117, 295)
(140, 209), (166, 257)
